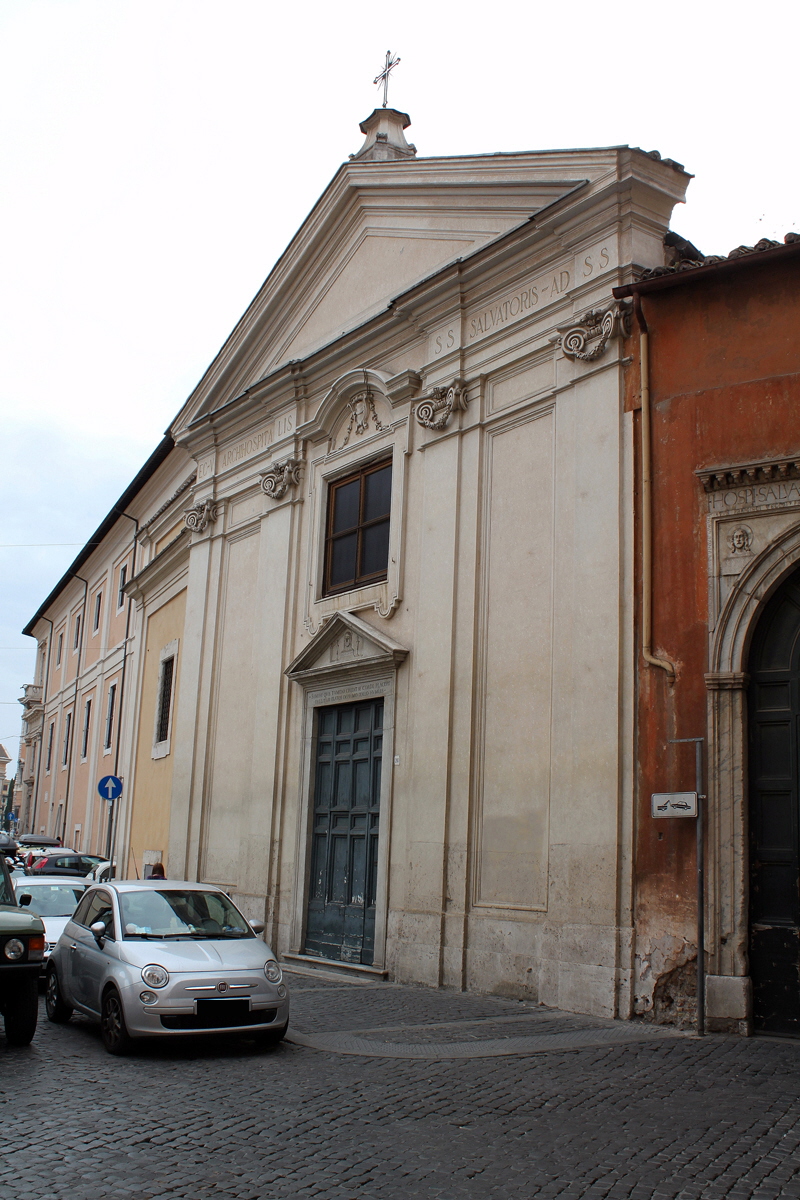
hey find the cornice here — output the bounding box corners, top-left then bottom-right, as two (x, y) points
(139, 473), (197, 533)
(169, 148), (676, 437)
(125, 530), (189, 602)
(696, 456), (800, 494)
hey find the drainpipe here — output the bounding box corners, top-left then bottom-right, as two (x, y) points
(29, 617), (53, 835)
(63, 574), (89, 840)
(634, 292), (676, 680)
(109, 510), (139, 869)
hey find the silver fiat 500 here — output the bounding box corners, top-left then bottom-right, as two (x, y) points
(46, 880), (289, 1055)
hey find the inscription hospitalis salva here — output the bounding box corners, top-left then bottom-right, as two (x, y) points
(468, 267), (572, 342)
(708, 480), (800, 512)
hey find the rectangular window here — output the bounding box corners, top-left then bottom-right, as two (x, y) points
(46, 722), (55, 772)
(81, 697), (92, 759)
(104, 684), (117, 750)
(155, 657), (175, 744)
(56, 633), (63, 666)
(93, 592), (102, 632)
(73, 613), (81, 651)
(117, 564), (127, 609)
(324, 460), (392, 596)
(62, 712), (72, 767)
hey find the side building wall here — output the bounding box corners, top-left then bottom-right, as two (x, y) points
(621, 248), (800, 1027)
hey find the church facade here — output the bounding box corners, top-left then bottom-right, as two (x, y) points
(23, 110), (690, 1017)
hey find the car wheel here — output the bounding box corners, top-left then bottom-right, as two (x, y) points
(45, 966), (73, 1024)
(251, 1019), (289, 1049)
(100, 987), (132, 1056)
(3, 975), (38, 1046)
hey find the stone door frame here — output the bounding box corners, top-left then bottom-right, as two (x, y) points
(705, 517), (800, 1025)
(288, 670), (398, 970)
(284, 610), (408, 971)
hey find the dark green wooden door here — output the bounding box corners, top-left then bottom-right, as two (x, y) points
(748, 571), (800, 1036)
(305, 699), (382, 965)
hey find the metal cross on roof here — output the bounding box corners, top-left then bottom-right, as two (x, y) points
(373, 51), (400, 108)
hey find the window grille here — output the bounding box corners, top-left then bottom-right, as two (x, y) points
(156, 657), (175, 744)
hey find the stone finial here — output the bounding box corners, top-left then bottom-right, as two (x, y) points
(350, 108), (416, 163)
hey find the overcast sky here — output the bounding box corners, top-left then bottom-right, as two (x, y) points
(1, 0), (797, 761)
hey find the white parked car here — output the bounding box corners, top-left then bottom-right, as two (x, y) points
(86, 860), (114, 883)
(45, 880), (289, 1055)
(14, 877), (88, 975)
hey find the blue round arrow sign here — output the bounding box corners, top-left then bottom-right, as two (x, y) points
(97, 775), (123, 801)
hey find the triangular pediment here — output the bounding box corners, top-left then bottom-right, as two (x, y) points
(285, 611), (409, 684)
(170, 144), (613, 436)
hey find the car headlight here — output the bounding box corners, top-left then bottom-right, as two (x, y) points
(141, 964), (169, 988)
(4, 938), (25, 961)
(264, 959), (282, 983)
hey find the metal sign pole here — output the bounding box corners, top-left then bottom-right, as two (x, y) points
(669, 737), (706, 1036)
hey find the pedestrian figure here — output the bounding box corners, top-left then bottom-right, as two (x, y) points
(150, 862), (166, 879)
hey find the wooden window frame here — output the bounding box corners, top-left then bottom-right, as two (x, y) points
(80, 697), (92, 760)
(323, 459), (392, 597)
(104, 683), (117, 752)
(117, 564), (127, 610)
(62, 711), (72, 767)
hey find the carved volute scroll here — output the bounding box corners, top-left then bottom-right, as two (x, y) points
(183, 498), (219, 533)
(553, 304), (629, 362)
(259, 457), (303, 500)
(414, 378), (468, 431)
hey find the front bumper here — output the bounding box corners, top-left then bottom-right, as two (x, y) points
(0, 961), (42, 981)
(117, 971), (290, 1039)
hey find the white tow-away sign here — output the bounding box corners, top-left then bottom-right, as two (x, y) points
(651, 792), (698, 818)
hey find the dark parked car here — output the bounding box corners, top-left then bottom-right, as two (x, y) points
(18, 835), (61, 849)
(30, 854), (105, 878)
(0, 854), (45, 1045)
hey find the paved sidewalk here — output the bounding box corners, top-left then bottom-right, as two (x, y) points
(2, 966), (800, 1200)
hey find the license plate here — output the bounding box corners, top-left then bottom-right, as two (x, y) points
(195, 999), (251, 1026)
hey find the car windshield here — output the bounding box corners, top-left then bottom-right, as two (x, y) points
(18, 884), (85, 917)
(119, 889), (253, 939)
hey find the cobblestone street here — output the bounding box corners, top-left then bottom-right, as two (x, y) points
(2, 967), (800, 1200)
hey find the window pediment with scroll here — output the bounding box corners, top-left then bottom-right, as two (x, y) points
(298, 368), (396, 454)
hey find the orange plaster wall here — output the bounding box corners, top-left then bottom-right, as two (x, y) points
(631, 256), (800, 1008)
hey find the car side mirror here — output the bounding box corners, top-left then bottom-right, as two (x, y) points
(18, 893), (32, 907)
(249, 920), (265, 934)
(90, 920), (107, 942)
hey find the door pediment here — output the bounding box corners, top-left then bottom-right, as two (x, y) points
(285, 611), (409, 685)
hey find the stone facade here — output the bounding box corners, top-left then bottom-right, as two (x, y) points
(22, 111), (691, 1018)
